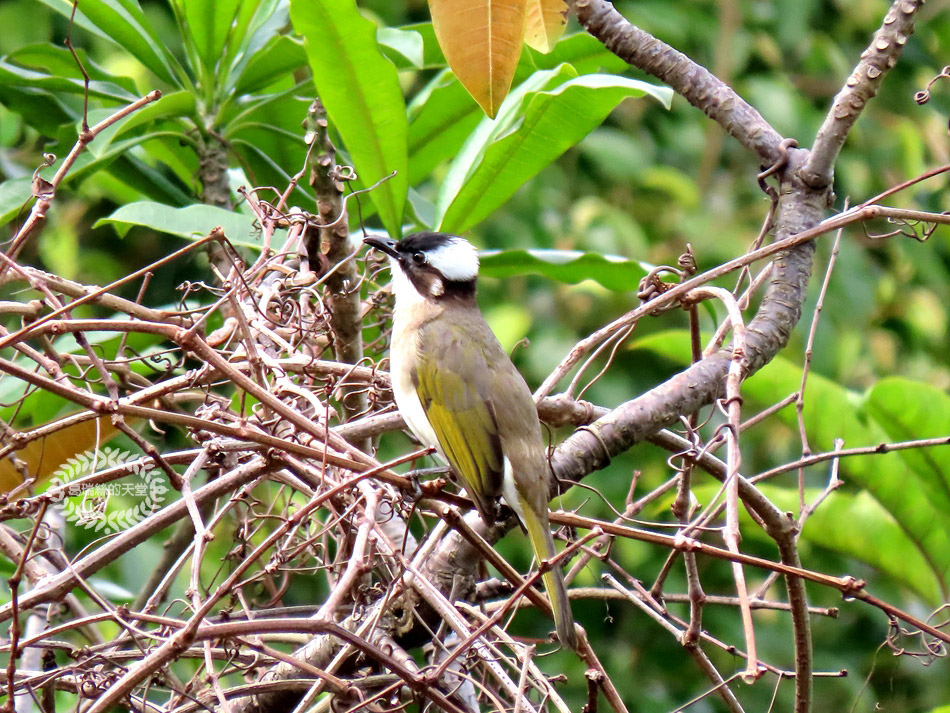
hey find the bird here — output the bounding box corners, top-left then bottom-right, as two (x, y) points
(365, 231), (577, 650)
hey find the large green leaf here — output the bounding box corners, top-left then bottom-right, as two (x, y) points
(407, 59), (549, 185)
(80, 93), (197, 156)
(436, 67), (673, 233)
(435, 65), (572, 226)
(96, 201), (261, 246)
(40, 128), (188, 196)
(796, 487), (942, 604)
(36, 0), (183, 87)
(289, 0), (408, 238)
(479, 249), (650, 291)
(632, 330), (950, 599)
(864, 377), (950, 544)
(221, 0), (292, 95)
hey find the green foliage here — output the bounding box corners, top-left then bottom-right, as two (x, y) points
(96, 200), (259, 244)
(479, 248), (649, 291)
(636, 329), (950, 603)
(436, 67), (672, 232)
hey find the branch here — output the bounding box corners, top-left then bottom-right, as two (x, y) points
(567, 0), (784, 164)
(802, 0), (925, 188)
(305, 99), (369, 450)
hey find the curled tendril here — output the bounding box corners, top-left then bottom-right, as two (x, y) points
(637, 245), (700, 312)
(677, 243), (697, 275)
(914, 65), (950, 105)
(147, 349), (184, 377)
(863, 214), (946, 242)
(885, 615), (948, 662)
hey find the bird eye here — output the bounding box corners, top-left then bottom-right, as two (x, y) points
(411, 251), (427, 265)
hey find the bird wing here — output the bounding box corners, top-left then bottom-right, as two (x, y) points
(411, 327), (504, 521)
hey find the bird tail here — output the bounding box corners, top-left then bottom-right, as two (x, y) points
(520, 499), (578, 650)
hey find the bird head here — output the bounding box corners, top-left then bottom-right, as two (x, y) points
(364, 232), (480, 304)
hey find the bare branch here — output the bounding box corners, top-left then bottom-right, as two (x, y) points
(803, 0), (926, 188)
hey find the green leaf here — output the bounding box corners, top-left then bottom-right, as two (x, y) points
(526, 32), (630, 74)
(104, 154), (195, 206)
(408, 70), (481, 184)
(632, 330), (950, 600)
(407, 59), (542, 185)
(0, 177), (33, 228)
(864, 378), (950, 580)
(36, 0), (182, 86)
(6, 44), (138, 97)
(80, 93), (197, 155)
(864, 378), (950, 492)
(406, 187), (436, 229)
(231, 36), (307, 95)
(223, 0), (291, 92)
(696, 483), (943, 605)
(96, 201), (261, 246)
(436, 67), (673, 233)
(378, 27), (424, 70)
(801, 487), (943, 604)
(436, 65), (572, 225)
(0, 85), (75, 134)
(400, 22), (446, 68)
(230, 137), (314, 209)
(46, 130), (182, 192)
(289, 0), (408, 238)
(0, 60), (136, 103)
(479, 249), (650, 291)
(219, 0), (279, 72)
(180, 0), (242, 74)
(798, 487), (942, 603)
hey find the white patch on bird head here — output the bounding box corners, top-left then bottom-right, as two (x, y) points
(425, 237), (479, 282)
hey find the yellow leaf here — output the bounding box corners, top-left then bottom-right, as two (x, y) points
(0, 416), (119, 494)
(524, 0), (568, 53)
(429, 0), (528, 118)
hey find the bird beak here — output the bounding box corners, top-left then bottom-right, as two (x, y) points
(363, 236), (400, 259)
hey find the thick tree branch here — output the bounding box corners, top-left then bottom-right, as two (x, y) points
(305, 99), (369, 451)
(547, 148), (824, 503)
(567, 0), (785, 164)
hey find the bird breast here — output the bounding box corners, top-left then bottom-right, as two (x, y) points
(389, 309), (442, 454)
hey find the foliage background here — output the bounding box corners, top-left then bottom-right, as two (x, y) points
(1, 0), (950, 711)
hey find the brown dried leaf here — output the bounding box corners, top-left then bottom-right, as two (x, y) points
(0, 416), (119, 493)
(429, 0), (528, 118)
(524, 0), (568, 53)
